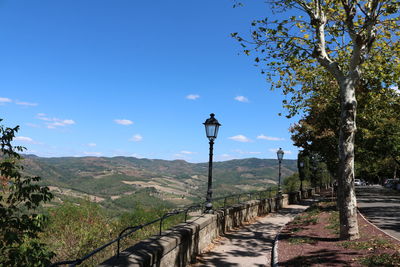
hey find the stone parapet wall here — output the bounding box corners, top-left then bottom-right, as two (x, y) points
(100, 188), (319, 267)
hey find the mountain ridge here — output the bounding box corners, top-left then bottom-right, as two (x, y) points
(21, 155), (297, 216)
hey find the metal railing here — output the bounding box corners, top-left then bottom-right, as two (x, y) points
(50, 188), (277, 266)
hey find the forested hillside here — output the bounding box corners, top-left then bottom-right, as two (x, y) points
(21, 155), (296, 216)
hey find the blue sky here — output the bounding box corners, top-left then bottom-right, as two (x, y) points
(0, 0), (301, 162)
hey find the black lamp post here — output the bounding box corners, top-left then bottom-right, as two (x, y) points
(203, 113), (221, 214)
(277, 148), (284, 196)
(299, 161), (304, 192)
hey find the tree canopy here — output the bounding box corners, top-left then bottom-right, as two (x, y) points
(235, 0), (399, 240)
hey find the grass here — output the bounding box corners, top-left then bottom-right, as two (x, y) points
(288, 237), (317, 245)
(360, 253), (400, 266)
(281, 194), (400, 266)
(325, 210), (340, 234)
(292, 212), (319, 226)
(342, 239), (397, 250)
(290, 227), (302, 233)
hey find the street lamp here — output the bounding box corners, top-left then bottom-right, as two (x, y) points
(277, 148), (284, 196)
(203, 113), (221, 213)
(299, 161), (304, 192)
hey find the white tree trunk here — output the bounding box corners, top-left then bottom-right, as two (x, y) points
(337, 77), (359, 240)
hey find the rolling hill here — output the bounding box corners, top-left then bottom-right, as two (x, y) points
(21, 155), (297, 216)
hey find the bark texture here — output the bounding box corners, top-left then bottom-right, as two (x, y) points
(299, 0), (380, 240)
(337, 78), (359, 240)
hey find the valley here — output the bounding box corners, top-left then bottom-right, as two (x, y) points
(21, 155), (297, 216)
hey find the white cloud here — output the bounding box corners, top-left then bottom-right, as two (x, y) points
(16, 101), (38, 106)
(0, 98), (37, 106)
(234, 96), (249, 103)
(62, 119), (75, 125)
(87, 143), (97, 147)
(15, 136), (34, 143)
(83, 151), (102, 157)
(257, 134), (284, 141)
(37, 113), (76, 129)
(26, 123), (40, 128)
(114, 119), (133, 125)
(14, 136), (41, 144)
(228, 135), (251, 142)
(129, 134), (143, 142)
(174, 153), (190, 159)
(180, 150), (197, 155)
(47, 120), (76, 129)
(217, 154), (235, 161)
(186, 94), (200, 100)
(0, 97), (12, 104)
(234, 149), (261, 155)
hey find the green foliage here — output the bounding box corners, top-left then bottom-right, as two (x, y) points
(325, 210), (340, 235)
(0, 119), (54, 266)
(111, 188), (174, 211)
(341, 239), (396, 250)
(43, 198), (187, 266)
(19, 155), (299, 217)
(288, 236), (317, 245)
(360, 253), (400, 266)
(283, 173), (300, 193)
(292, 210), (319, 226)
(235, 0), (399, 240)
(283, 173), (311, 193)
(234, 1), (399, 111)
(43, 200), (115, 266)
(234, 1), (399, 184)
(291, 79), (400, 183)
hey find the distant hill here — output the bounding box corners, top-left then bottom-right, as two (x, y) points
(21, 155), (297, 216)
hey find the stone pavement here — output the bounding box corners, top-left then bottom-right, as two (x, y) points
(191, 203), (310, 267)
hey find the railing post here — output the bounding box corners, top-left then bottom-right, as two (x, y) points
(160, 216), (164, 236)
(117, 239), (120, 258)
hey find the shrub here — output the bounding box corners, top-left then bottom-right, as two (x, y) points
(0, 119), (54, 266)
(43, 200), (116, 266)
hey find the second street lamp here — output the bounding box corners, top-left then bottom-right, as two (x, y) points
(277, 148), (284, 197)
(203, 113), (221, 214)
(299, 161), (304, 193)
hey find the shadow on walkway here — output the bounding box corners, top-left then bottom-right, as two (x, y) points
(192, 203), (310, 267)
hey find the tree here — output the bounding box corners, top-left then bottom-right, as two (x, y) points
(234, 1), (399, 239)
(0, 119), (54, 266)
(297, 150), (312, 190)
(289, 69), (399, 184)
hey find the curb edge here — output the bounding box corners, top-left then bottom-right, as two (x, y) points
(357, 208), (400, 242)
(271, 225), (284, 267)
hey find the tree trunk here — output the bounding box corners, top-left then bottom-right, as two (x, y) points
(337, 77), (359, 240)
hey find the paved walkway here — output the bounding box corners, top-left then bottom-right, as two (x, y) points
(356, 185), (400, 240)
(191, 203), (310, 267)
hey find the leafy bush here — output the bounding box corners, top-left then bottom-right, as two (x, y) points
(283, 173), (310, 193)
(0, 120), (54, 266)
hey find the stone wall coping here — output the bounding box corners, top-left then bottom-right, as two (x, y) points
(99, 193), (302, 267)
